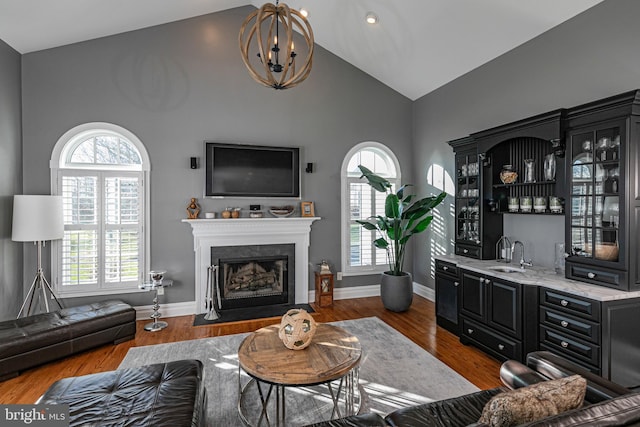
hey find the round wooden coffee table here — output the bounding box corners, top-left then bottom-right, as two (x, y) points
(237, 323), (362, 426)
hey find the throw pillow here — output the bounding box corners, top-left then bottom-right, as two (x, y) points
(478, 374), (587, 427)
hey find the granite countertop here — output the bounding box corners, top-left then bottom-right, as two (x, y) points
(435, 254), (640, 302)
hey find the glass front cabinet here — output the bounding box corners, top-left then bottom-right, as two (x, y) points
(450, 137), (502, 259)
(565, 91), (640, 291)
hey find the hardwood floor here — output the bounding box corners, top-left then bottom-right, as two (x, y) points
(0, 295), (502, 403)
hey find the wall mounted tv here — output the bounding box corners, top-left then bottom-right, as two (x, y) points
(204, 142), (300, 198)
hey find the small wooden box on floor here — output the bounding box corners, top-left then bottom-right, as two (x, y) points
(314, 271), (334, 307)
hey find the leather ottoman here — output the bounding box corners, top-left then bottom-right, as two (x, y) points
(37, 359), (207, 427)
(0, 300), (136, 381)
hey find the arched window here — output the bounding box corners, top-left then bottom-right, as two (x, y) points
(341, 142), (401, 275)
(50, 123), (150, 297)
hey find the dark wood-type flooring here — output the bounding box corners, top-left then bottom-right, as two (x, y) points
(0, 295), (502, 403)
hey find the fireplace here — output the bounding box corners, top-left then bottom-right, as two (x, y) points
(211, 244), (295, 310)
(182, 217), (318, 315)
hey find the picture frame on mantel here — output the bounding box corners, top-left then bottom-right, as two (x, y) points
(301, 201), (315, 217)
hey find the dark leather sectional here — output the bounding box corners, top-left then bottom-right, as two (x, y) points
(0, 300), (136, 381)
(38, 359), (207, 427)
(306, 351), (640, 427)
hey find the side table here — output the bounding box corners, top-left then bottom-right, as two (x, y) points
(138, 280), (173, 332)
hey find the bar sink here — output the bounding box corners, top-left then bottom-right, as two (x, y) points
(486, 266), (525, 273)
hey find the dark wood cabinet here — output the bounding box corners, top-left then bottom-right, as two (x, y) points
(538, 287), (640, 388)
(564, 90), (640, 291)
(435, 259), (460, 335)
(450, 140), (500, 260)
(459, 269), (537, 362)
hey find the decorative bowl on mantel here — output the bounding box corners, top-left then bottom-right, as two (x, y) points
(269, 206), (295, 218)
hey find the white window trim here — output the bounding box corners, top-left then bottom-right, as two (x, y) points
(50, 122), (151, 298)
(340, 141), (401, 277)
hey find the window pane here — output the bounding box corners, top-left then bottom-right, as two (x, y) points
(105, 229), (139, 282)
(346, 148), (396, 177)
(119, 139), (141, 164)
(105, 177), (139, 224)
(70, 139), (95, 163)
(62, 230), (98, 286)
(95, 136), (120, 164)
(62, 176), (97, 225)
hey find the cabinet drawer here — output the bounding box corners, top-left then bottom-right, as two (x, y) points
(435, 260), (459, 278)
(539, 288), (600, 321)
(539, 306), (600, 344)
(540, 325), (600, 367)
(539, 343), (600, 375)
(566, 263), (626, 290)
(456, 244), (481, 259)
(462, 318), (521, 361)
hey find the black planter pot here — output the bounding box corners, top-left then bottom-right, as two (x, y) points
(380, 271), (413, 312)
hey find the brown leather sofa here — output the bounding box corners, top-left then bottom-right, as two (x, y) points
(37, 359), (207, 427)
(306, 351), (640, 427)
(0, 300), (136, 381)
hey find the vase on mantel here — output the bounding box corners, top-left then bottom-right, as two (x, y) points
(524, 159), (536, 183)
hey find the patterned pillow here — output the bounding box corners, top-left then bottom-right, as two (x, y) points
(479, 375), (587, 427)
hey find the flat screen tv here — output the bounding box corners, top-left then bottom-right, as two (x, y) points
(204, 142), (300, 198)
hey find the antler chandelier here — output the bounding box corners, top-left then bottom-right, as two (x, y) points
(239, 1), (314, 90)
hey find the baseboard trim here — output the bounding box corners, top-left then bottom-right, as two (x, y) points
(134, 301), (196, 320)
(135, 283), (434, 319)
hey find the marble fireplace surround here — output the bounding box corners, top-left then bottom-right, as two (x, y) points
(182, 217), (319, 314)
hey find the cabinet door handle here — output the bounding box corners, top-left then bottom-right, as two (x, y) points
(498, 344), (505, 351)
(443, 266), (449, 271)
(587, 272), (596, 279)
(463, 249), (469, 254)
(454, 282), (459, 287)
(467, 328), (474, 334)
(561, 341), (569, 348)
(561, 299), (569, 307)
(561, 320), (569, 328)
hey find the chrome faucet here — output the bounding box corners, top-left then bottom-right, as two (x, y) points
(511, 240), (533, 269)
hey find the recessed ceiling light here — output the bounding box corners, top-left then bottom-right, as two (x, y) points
(365, 12), (378, 25)
(300, 8), (309, 18)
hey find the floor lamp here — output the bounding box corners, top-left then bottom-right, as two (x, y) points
(12, 195), (65, 318)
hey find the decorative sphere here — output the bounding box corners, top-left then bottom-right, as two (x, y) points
(278, 309), (317, 350)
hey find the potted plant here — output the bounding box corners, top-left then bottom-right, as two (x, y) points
(356, 165), (447, 312)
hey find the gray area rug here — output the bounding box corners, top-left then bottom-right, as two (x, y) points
(120, 317), (478, 426)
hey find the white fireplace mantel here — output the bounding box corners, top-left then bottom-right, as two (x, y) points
(182, 217), (320, 314)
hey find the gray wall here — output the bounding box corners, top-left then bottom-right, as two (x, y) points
(20, 6), (413, 308)
(412, 0), (640, 287)
(0, 38), (23, 321)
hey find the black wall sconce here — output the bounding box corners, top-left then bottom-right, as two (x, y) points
(305, 162), (314, 173)
(190, 157), (199, 169)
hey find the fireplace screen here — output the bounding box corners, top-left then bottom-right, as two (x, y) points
(218, 256), (288, 308)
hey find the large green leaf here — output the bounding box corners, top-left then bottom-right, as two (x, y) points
(355, 220), (378, 231)
(358, 165), (391, 193)
(385, 194), (401, 219)
(373, 238), (389, 249)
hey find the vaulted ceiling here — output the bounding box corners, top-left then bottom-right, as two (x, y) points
(0, 0), (602, 100)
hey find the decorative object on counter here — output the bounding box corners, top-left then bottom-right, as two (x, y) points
(239, 0), (314, 90)
(549, 196), (563, 213)
(499, 165), (518, 184)
(231, 207), (241, 218)
(523, 158), (536, 183)
(301, 201), (315, 217)
(269, 205), (295, 217)
(519, 196), (532, 213)
(496, 236), (512, 263)
(249, 211), (264, 218)
(543, 153), (556, 181)
(534, 197), (547, 213)
(221, 208), (232, 219)
(186, 198), (200, 219)
(149, 270), (166, 285)
(508, 197), (519, 213)
(554, 242), (566, 274)
(205, 212), (215, 219)
(278, 308), (317, 350)
(356, 165), (446, 312)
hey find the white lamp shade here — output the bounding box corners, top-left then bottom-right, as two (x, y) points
(12, 195), (64, 242)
